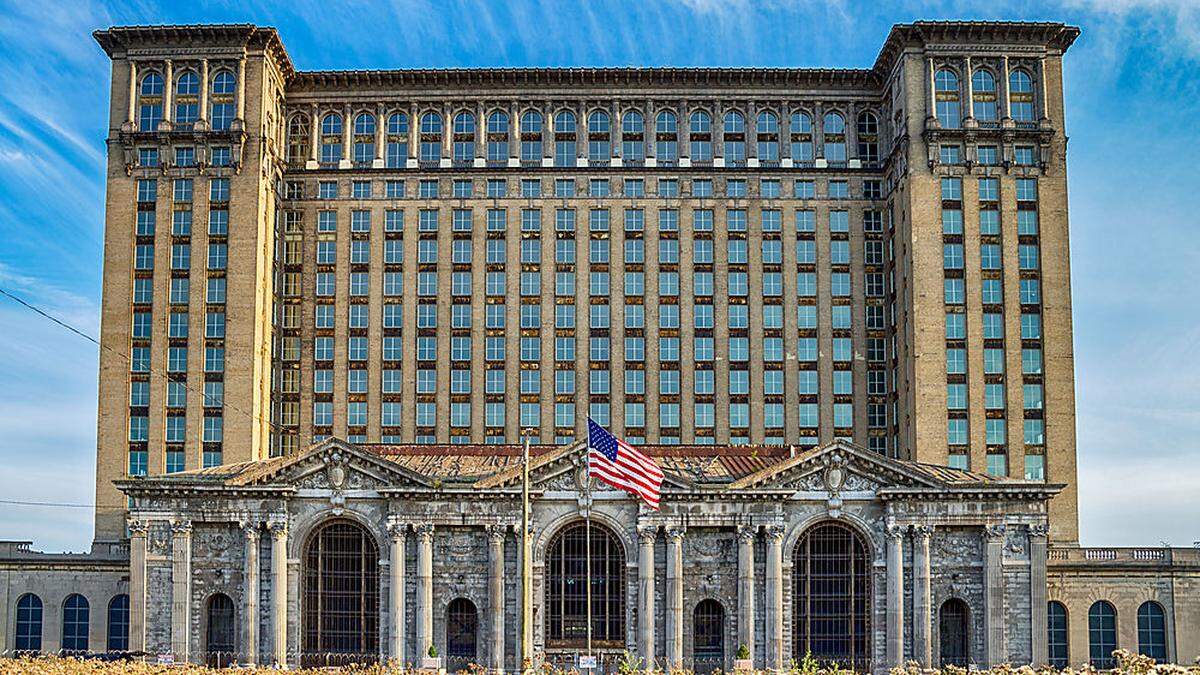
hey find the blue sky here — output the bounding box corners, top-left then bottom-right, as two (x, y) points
(0, 0), (1197, 552)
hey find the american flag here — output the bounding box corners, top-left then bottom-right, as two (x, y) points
(586, 418), (664, 510)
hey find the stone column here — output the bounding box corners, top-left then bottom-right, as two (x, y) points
(665, 526), (684, 669)
(765, 525), (785, 671)
(199, 58), (209, 127)
(1001, 56), (1012, 121)
(374, 103), (386, 167)
(236, 57), (246, 122)
(637, 525), (657, 665)
(1029, 524), (1050, 666)
(408, 103), (419, 167)
(488, 525), (507, 672)
(170, 520), (192, 661)
(269, 519), (289, 667)
(736, 524), (756, 662)
(128, 519), (148, 653)
(912, 524), (933, 668)
(388, 519), (407, 663)
(242, 522), (260, 665)
(340, 103), (353, 169)
(416, 523), (435, 657)
(679, 100), (691, 165)
(441, 103), (453, 165)
(126, 61), (138, 128)
(713, 101), (725, 165)
(162, 59), (174, 131)
(927, 58), (937, 123)
(983, 524), (1006, 666)
(1039, 57), (1051, 123)
(885, 524), (905, 668)
(308, 103), (319, 165)
(964, 56), (975, 125)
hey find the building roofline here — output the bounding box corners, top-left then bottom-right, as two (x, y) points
(93, 23), (294, 77)
(873, 20), (1080, 72)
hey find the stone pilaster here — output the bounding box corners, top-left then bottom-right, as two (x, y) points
(912, 524), (933, 668)
(885, 523), (905, 668)
(161, 59), (173, 131)
(268, 518), (289, 667)
(128, 519), (148, 653)
(664, 526), (684, 669)
(765, 525), (785, 671)
(983, 524), (1006, 666)
(388, 519), (407, 663)
(736, 524), (756, 662)
(242, 521), (260, 665)
(198, 58), (209, 127)
(637, 524), (657, 665)
(488, 524), (507, 672)
(235, 57), (246, 122)
(415, 523), (435, 657)
(170, 519), (192, 661)
(126, 60), (137, 129)
(1029, 524), (1050, 666)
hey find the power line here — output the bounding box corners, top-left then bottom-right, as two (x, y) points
(0, 285), (279, 432)
(0, 499), (94, 509)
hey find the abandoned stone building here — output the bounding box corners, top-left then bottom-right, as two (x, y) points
(0, 19), (1197, 673)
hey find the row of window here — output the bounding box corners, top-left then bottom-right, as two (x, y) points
(933, 67), (1039, 127)
(286, 176), (886, 201)
(13, 593), (129, 653)
(1047, 600), (1168, 668)
(136, 69), (236, 132)
(289, 107), (880, 167)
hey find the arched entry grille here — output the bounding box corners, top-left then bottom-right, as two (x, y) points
(791, 522), (871, 670)
(693, 599), (725, 673)
(939, 598), (969, 666)
(302, 519), (379, 665)
(446, 598), (479, 665)
(545, 521), (626, 649)
(205, 593), (236, 667)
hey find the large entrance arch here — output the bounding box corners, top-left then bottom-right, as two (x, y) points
(302, 519), (380, 666)
(544, 521), (626, 649)
(791, 521), (872, 670)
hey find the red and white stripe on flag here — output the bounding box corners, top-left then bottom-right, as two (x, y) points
(587, 417), (664, 509)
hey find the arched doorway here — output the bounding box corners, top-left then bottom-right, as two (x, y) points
(693, 599), (725, 673)
(791, 521), (871, 670)
(939, 598), (969, 666)
(302, 519), (380, 666)
(446, 598), (479, 669)
(205, 593), (235, 667)
(545, 521), (626, 650)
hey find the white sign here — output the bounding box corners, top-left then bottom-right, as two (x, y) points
(156, 653), (175, 665)
(578, 655), (598, 669)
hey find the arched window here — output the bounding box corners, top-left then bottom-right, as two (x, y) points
(453, 111), (475, 135)
(622, 110), (644, 135)
(354, 112), (376, 136)
(287, 114), (310, 165)
(693, 599), (725, 673)
(61, 593), (90, 653)
(386, 112), (408, 168)
(939, 598), (969, 666)
(790, 111), (813, 163)
(446, 597), (479, 665)
(588, 110), (610, 135)
(689, 110), (712, 163)
(206, 593), (236, 667)
(857, 111), (880, 165)
(1088, 600), (1118, 668)
(690, 109), (712, 134)
(655, 110), (677, 134)
(107, 594), (130, 652)
(387, 112), (409, 135)
(302, 519), (380, 666)
(972, 69), (998, 122)
(756, 111), (779, 162)
(521, 110), (543, 134)
(1137, 601), (1167, 660)
(1047, 601), (1069, 668)
(353, 113), (376, 165)
(138, 72), (164, 131)
(15, 593), (43, 653)
(420, 111), (443, 134)
(209, 70), (236, 130)
(452, 112), (475, 163)
(554, 110), (577, 134)
(792, 522), (870, 669)
(487, 110), (509, 134)
(723, 110), (745, 134)
(1009, 69), (1035, 122)
(545, 521), (625, 648)
(174, 70), (200, 129)
(823, 112), (846, 163)
(520, 110), (543, 163)
(934, 68), (961, 128)
(320, 113), (343, 164)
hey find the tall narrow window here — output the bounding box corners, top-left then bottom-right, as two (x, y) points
(939, 599), (969, 666)
(935, 68), (961, 128)
(302, 520), (380, 666)
(1010, 69), (1036, 122)
(288, 114), (310, 165)
(138, 72), (164, 131)
(856, 111), (879, 164)
(15, 593), (43, 653)
(1088, 600), (1118, 668)
(545, 522), (626, 648)
(209, 70), (236, 130)
(972, 69), (998, 122)
(107, 594), (130, 652)
(1137, 601), (1167, 660)
(174, 70), (199, 130)
(1047, 601), (1069, 668)
(61, 594), (90, 653)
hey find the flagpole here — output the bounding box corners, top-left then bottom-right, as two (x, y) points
(521, 434), (533, 674)
(585, 426), (594, 665)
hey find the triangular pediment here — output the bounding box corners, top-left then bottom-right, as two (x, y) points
(473, 440), (693, 491)
(230, 438), (433, 490)
(725, 440), (945, 492)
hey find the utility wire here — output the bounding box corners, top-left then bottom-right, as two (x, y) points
(0, 499), (95, 509)
(0, 285), (279, 432)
